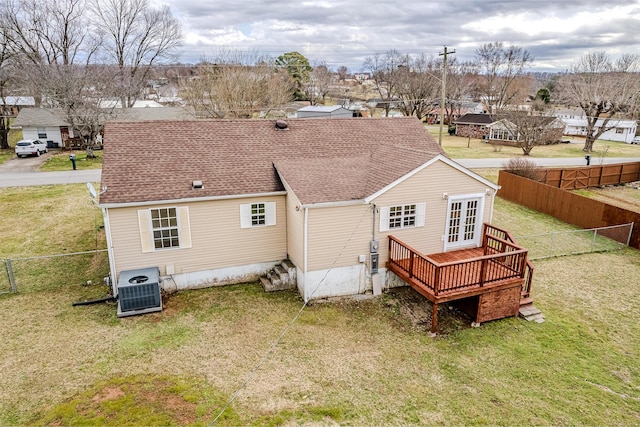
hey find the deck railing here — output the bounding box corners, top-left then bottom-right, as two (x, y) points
(483, 223), (534, 299)
(388, 224), (531, 297)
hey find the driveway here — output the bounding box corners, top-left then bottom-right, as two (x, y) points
(0, 151), (51, 173)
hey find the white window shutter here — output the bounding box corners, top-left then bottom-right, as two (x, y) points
(265, 202), (276, 226)
(240, 204), (251, 228)
(177, 206), (192, 248)
(416, 203), (426, 227)
(379, 206), (390, 232)
(138, 209), (154, 253)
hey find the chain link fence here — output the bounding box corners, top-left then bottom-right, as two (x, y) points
(1, 250), (109, 294)
(516, 223), (633, 260)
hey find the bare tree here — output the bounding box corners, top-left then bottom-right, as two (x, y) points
(557, 51), (640, 152)
(4, 0), (98, 66)
(395, 54), (440, 120)
(0, 5), (17, 149)
(336, 65), (348, 81)
(90, 0), (181, 107)
(493, 110), (564, 155)
(3, 0), (110, 151)
(305, 62), (333, 105)
(475, 41), (533, 112)
(363, 50), (408, 117)
(440, 58), (477, 124)
(182, 51), (294, 119)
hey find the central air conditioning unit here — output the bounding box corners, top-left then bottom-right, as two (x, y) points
(116, 267), (162, 317)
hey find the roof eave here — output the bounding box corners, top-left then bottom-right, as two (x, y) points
(99, 191), (287, 209)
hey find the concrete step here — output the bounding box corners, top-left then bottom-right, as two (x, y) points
(519, 304), (545, 323)
(261, 261), (297, 292)
(274, 264), (288, 282)
(260, 276), (276, 292)
(267, 270), (283, 287)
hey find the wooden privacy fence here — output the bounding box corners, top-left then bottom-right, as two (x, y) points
(539, 162), (640, 190)
(497, 168), (640, 249)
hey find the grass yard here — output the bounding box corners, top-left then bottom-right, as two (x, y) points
(1, 187), (639, 425)
(426, 125), (640, 159)
(39, 150), (103, 171)
(574, 183), (640, 213)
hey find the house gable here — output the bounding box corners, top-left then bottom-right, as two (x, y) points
(365, 154), (498, 203)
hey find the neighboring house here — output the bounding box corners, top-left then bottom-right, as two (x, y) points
(562, 118), (638, 143)
(108, 106), (195, 122)
(454, 113), (495, 138)
(1, 96), (35, 116)
(99, 99), (165, 109)
(99, 117), (499, 302)
(487, 117), (565, 146)
(11, 108), (74, 148)
(296, 105), (353, 118)
(424, 102), (484, 125)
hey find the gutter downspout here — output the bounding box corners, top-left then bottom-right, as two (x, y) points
(372, 204), (376, 243)
(303, 207), (309, 303)
(488, 188), (498, 224)
(102, 207), (117, 295)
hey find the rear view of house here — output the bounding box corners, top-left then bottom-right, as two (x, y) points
(99, 117), (529, 330)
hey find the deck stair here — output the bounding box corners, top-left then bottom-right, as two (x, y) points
(260, 259), (297, 292)
(387, 223), (536, 334)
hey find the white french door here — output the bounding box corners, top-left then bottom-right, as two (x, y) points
(444, 195), (484, 250)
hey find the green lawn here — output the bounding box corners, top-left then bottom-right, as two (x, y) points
(40, 150), (103, 171)
(1, 185), (639, 426)
(426, 125), (640, 159)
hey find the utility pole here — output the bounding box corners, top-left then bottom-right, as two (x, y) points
(438, 46), (455, 146)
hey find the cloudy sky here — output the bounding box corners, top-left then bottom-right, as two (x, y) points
(153, 0), (640, 72)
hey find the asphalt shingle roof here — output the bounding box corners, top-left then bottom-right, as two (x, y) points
(99, 117), (445, 205)
(12, 108), (71, 128)
(454, 113), (495, 125)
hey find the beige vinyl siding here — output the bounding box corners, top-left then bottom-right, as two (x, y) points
(285, 191), (304, 270)
(373, 160), (494, 262)
(108, 195), (287, 277)
(306, 204), (372, 271)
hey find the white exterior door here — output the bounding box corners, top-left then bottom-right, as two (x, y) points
(444, 195), (484, 251)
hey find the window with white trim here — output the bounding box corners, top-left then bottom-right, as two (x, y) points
(251, 203), (266, 226)
(138, 206), (192, 253)
(240, 202), (276, 228)
(37, 128), (47, 139)
(151, 207), (179, 249)
(379, 203), (426, 232)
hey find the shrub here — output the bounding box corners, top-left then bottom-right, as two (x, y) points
(503, 158), (543, 181)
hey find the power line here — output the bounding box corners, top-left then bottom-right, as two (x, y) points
(209, 204), (372, 425)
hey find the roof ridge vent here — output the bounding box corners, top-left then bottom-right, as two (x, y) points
(275, 120), (288, 130)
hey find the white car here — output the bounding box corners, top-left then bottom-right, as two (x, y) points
(15, 139), (48, 157)
(632, 136), (640, 145)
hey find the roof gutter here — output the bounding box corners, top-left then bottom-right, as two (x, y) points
(99, 191), (287, 209)
(300, 199), (367, 209)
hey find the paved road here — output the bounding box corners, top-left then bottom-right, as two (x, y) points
(0, 151), (101, 187)
(0, 156), (638, 188)
(0, 169), (101, 187)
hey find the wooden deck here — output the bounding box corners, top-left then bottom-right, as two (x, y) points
(387, 223), (534, 333)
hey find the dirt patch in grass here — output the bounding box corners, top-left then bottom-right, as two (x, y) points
(383, 287), (473, 333)
(35, 375), (238, 427)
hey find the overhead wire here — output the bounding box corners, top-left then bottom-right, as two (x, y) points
(209, 203), (372, 425)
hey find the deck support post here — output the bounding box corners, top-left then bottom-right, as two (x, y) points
(431, 302), (439, 334)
